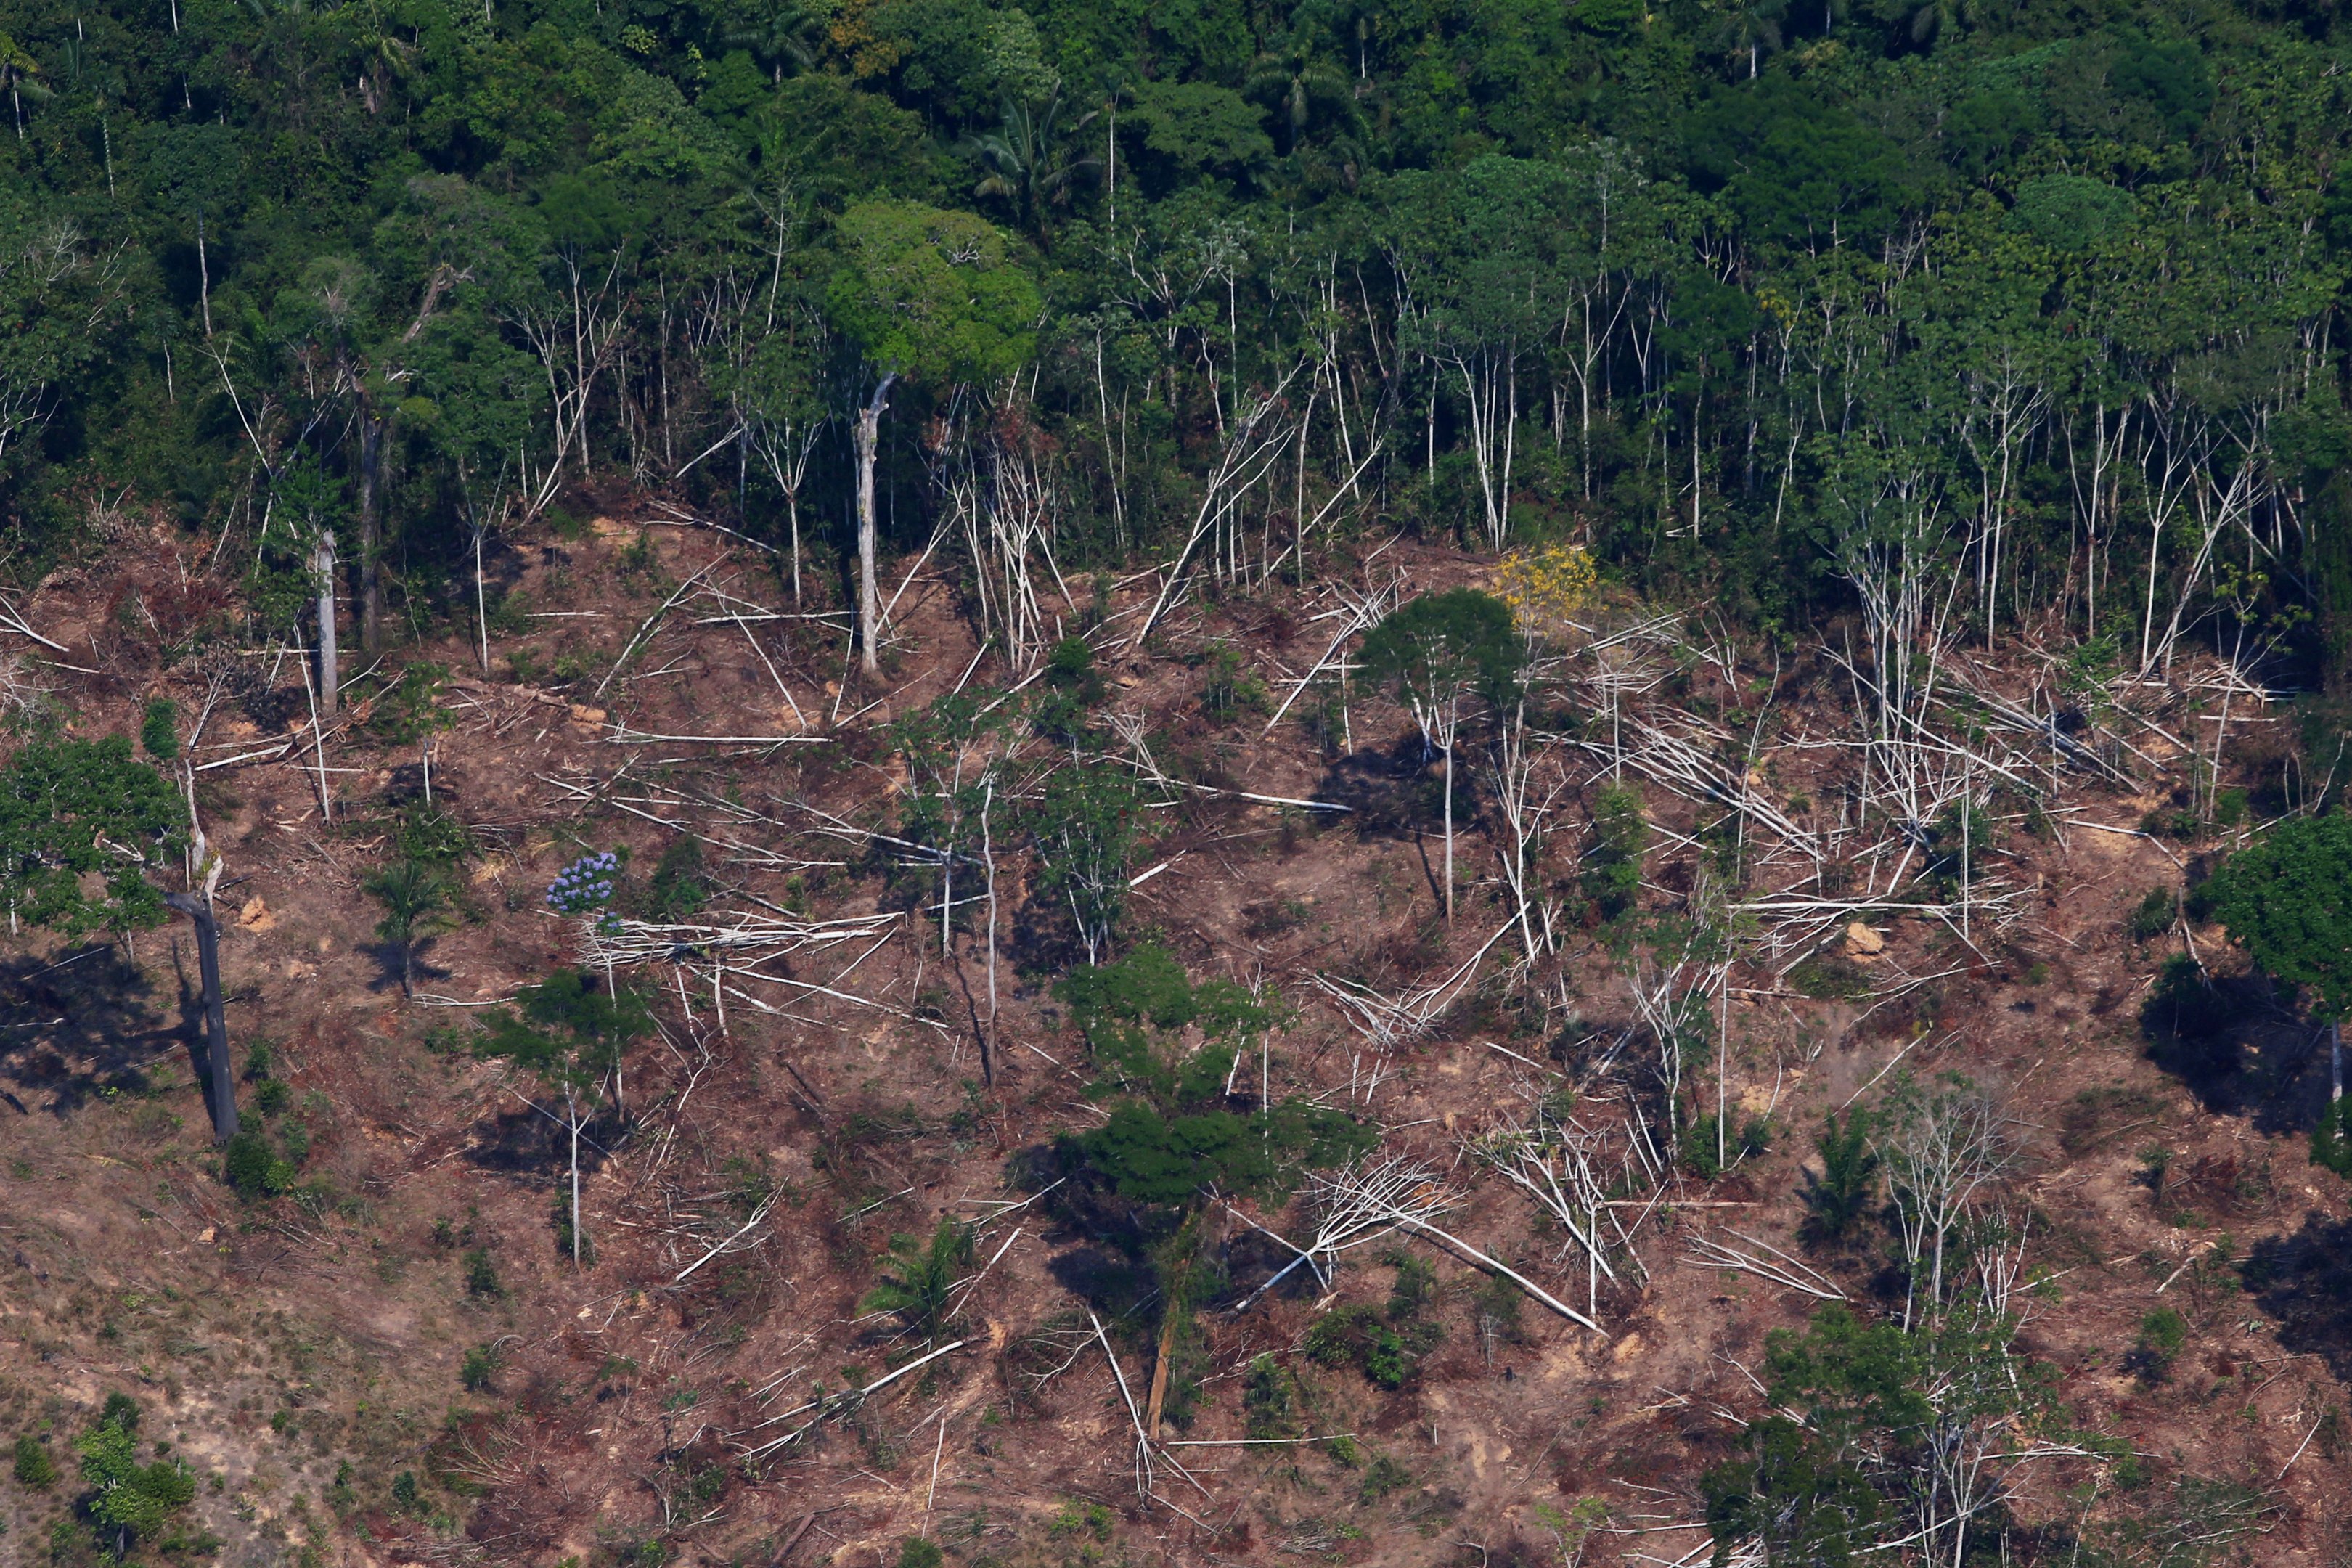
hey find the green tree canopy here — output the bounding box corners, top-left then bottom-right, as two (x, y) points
(477, 966), (654, 1265)
(76, 1397), (196, 1554)
(478, 966), (652, 1094)
(1357, 588), (1523, 920)
(2202, 812), (2352, 1021)
(1357, 588), (1523, 721)
(0, 735), (187, 937)
(1055, 947), (1368, 1207)
(826, 200), (1040, 387)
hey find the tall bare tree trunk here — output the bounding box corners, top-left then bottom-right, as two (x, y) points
(474, 525), (491, 674)
(854, 374), (897, 677)
(314, 536), (338, 714)
(163, 892), (236, 1143)
(1440, 697), (1457, 924)
(356, 410), (384, 656)
(568, 1088), (583, 1267)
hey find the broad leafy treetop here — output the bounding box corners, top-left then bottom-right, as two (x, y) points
(2204, 810), (2352, 1021)
(0, 735), (187, 937)
(825, 200), (1040, 388)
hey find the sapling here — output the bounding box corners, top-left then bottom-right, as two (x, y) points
(1357, 588), (1524, 923)
(474, 967), (650, 1266)
(859, 1218), (974, 1346)
(366, 857), (447, 997)
(1802, 1108), (1879, 1245)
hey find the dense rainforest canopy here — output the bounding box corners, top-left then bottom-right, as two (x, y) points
(3, 0), (2350, 679)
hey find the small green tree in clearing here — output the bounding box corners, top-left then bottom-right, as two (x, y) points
(1054, 947), (1373, 1435)
(0, 735), (242, 1140)
(859, 1217), (974, 1346)
(365, 857), (448, 997)
(75, 1396), (195, 1559)
(474, 968), (651, 1267)
(2202, 811), (2352, 1102)
(1357, 589), (1524, 923)
(1028, 762), (1141, 966)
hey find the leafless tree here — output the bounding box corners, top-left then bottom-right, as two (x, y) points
(1871, 1072), (2021, 1328)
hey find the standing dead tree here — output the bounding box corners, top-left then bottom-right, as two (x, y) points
(1484, 700), (1575, 963)
(1473, 1100), (1659, 1323)
(933, 391), (1076, 671)
(1872, 1072), (2022, 1329)
(1127, 359), (1307, 649)
(1625, 947), (1722, 1153)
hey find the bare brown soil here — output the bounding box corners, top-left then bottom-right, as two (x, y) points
(0, 514), (2342, 1568)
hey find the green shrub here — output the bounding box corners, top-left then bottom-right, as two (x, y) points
(1243, 1355), (1299, 1440)
(857, 1219), (973, 1344)
(897, 1538), (944, 1568)
(462, 1248), (502, 1299)
(1048, 1499), (1114, 1541)
(139, 699), (179, 761)
(1927, 799), (1995, 887)
(366, 663), (454, 745)
(2127, 887), (2174, 943)
(1385, 1252), (1437, 1320)
(1358, 1452), (1413, 1504)
(394, 803), (474, 867)
(12, 1433), (54, 1487)
(1047, 636), (1103, 701)
(1680, 1112), (1771, 1180)
(645, 836), (709, 920)
(2133, 1307), (2187, 1381)
(222, 1132), (295, 1199)
(76, 1399), (195, 1549)
(1789, 953), (1871, 1000)
(1032, 637), (1103, 740)
(1306, 1306), (1413, 1389)
(460, 1344), (501, 1392)
(1199, 641), (1266, 719)
(1580, 784), (1647, 920)
(1802, 1110), (1878, 1244)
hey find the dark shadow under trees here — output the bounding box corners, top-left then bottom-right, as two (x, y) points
(0, 942), (180, 1119)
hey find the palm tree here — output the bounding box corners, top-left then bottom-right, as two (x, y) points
(1718, 0), (1785, 77)
(0, 33), (51, 141)
(965, 90), (1101, 238)
(366, 859), (447, 997)
(729, 0), (824, 81)
(1244, 46), (1360, 155)
(857, 1218), (973, 1344)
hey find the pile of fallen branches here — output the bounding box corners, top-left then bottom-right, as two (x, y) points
(581, 909), (899, 970)
(1309, 920), (1518, 1102)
